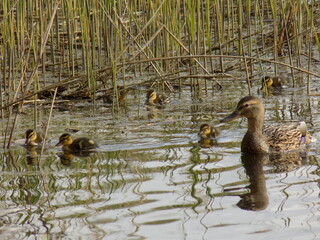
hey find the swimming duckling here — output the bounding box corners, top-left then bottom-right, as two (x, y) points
(198, 124), (218, 148)
(261, 76), (284, 91)
(145, 89), (170, 106)
(56, 133), (97, 152)
(99, 86), (134, 104)
(198, 124), (218, 139)
(221, 96), (314, 154)
(25, 129), (44, 146)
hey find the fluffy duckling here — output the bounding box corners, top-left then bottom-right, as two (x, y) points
(198, 124), (218, 139)
(25, 129), (43, 146)
(198, 124), (218, 148)
(146, 89), (170, 106)
(221, 96), (314, 154)
(56, 133), (97, 152)
(261, 76), (284, 91)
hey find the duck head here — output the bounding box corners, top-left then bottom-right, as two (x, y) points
(221, 96), (265, 131)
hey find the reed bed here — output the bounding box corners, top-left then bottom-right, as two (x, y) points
(0, 0), (319, 147)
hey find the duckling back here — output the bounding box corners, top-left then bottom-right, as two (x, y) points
(71, 137), (97, 151)
(57, 133), (97, 152)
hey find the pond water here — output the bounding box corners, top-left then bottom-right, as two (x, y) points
(0, 76), (319, 240)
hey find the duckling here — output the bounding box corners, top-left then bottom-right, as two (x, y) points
(198, 124), (218, 139)
(99, 86), (134, 104)
(221, 96), (314, 154)
(198, 124), (218, 148)
(56, 133), (97, 152)
(260, 76), (284, 91)
(25, 129), (43, 146)
(146, 89), (170, 106)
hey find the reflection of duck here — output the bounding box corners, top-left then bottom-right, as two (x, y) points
(237, 154), (269, 211)
(261, 76), (284, 91)
(221, 96), (314, 154)
(147, 105), (159, 120)
(58, 152), (74, 166)
(146, 89), (170, 106)
(25, 129), (43, 146)
(25, 146), (40, 165)
(56, 133), (98, 152)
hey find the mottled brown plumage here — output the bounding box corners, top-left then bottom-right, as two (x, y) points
(263, 122), (313, 151)
(221, 96), (314, 154)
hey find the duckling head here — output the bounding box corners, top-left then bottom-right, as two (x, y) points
(198, 124), (213, 138)
(25, 129), (37, 145)
(56, 133), (73, 147)
(260, 76), (273, 90)
(221, 96), (265, 130)
(146, 89), (157, 103)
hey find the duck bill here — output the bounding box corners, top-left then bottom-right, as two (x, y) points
(56, 141), (62, 146)
(221, 110), (241, 122)
(25, 139), (30, 145)
(198, 130), (205, 137)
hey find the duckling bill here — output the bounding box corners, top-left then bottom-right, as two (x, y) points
(221, 96), (314, 154)
(56, 133), (97, 152)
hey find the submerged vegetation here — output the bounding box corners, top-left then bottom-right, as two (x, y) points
(0, 0), (320, 147)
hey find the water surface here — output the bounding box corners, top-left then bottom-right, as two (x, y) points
(0, 79), (319, 240)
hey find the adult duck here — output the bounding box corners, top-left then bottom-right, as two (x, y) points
(221, 96), (314, 154)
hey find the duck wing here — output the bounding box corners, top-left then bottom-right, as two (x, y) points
(263, 121), (313, 151)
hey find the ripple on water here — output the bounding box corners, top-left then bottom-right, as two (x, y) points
(0, 88), (319, 239)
